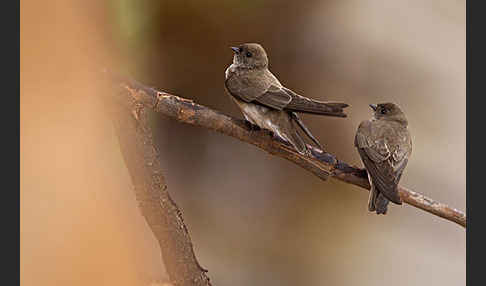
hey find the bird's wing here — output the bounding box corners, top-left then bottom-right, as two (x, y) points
(225, 70), (348, 114)
(225, 71), (292, 110)
(281, 87), (348, 117)
(254, 84), (292, 110)
(355, 123), (408, 204)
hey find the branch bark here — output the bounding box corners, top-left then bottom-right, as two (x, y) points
(108, 85), (211, 285)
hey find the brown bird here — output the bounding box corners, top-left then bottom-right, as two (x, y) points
(355, 103), (412, 214)
(225, 43), (348, 155)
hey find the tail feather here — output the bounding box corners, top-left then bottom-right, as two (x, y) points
(277, 125), (307, 155)
(287, 129), (307, 155)
(290, 112), (323, 150)
(375, 193), (389, 215)
(322, 102), (349, 109)
(368, 177), (389, 215)
(368, 185), (377, 212)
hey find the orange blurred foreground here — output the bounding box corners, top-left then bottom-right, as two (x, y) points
(21, 1), (167, 285)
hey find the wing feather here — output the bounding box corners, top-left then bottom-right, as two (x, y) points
(225, 71), (291, 110)
(226, 69), (347, 116)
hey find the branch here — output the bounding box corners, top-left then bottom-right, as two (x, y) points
(107, 84), (212, 285)
(109, 74), (465, 235)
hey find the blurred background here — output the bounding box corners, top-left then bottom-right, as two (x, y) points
(21, 0), (465, 285)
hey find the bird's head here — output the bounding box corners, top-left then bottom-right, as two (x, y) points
(370, 103), (408, 126)
(230, 43), (268, 69)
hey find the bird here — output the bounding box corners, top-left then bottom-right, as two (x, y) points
(224, 43), (349, 155)
(355, 103), (412, 214)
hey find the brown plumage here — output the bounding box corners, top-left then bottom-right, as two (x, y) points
(355, 103), (412, 214)
(225, 43), (349, 154)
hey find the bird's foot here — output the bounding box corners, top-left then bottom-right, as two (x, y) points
(302, 146), (313, 157)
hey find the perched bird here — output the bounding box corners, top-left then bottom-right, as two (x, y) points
(355, 103), (412, 214)
(224, 43), (348, 155)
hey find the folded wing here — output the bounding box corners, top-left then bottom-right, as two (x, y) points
(225, 72), (348, 116)
(355, 124), (408, 204)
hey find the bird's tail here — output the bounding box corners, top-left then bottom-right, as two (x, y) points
(368, 186), (389, 215)
(277, 123), (308, 155)
(290, 112), (323, 150)
(287, 128), (307, 155)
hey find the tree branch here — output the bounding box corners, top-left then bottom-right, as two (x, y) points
(108, 84), (212, 285)
(110, 74), (465, 251)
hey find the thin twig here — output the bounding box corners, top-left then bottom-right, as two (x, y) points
(109, 73), (466, 230)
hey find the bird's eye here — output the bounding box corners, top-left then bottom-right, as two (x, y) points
(246, 52), (252, 58)
(380, 108), (387, 114)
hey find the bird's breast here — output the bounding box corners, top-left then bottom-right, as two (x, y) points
(225, 64), (237, 79)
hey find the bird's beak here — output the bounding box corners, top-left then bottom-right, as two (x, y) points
(230, 46), (240, 54)
(369, 104), (378, 111)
